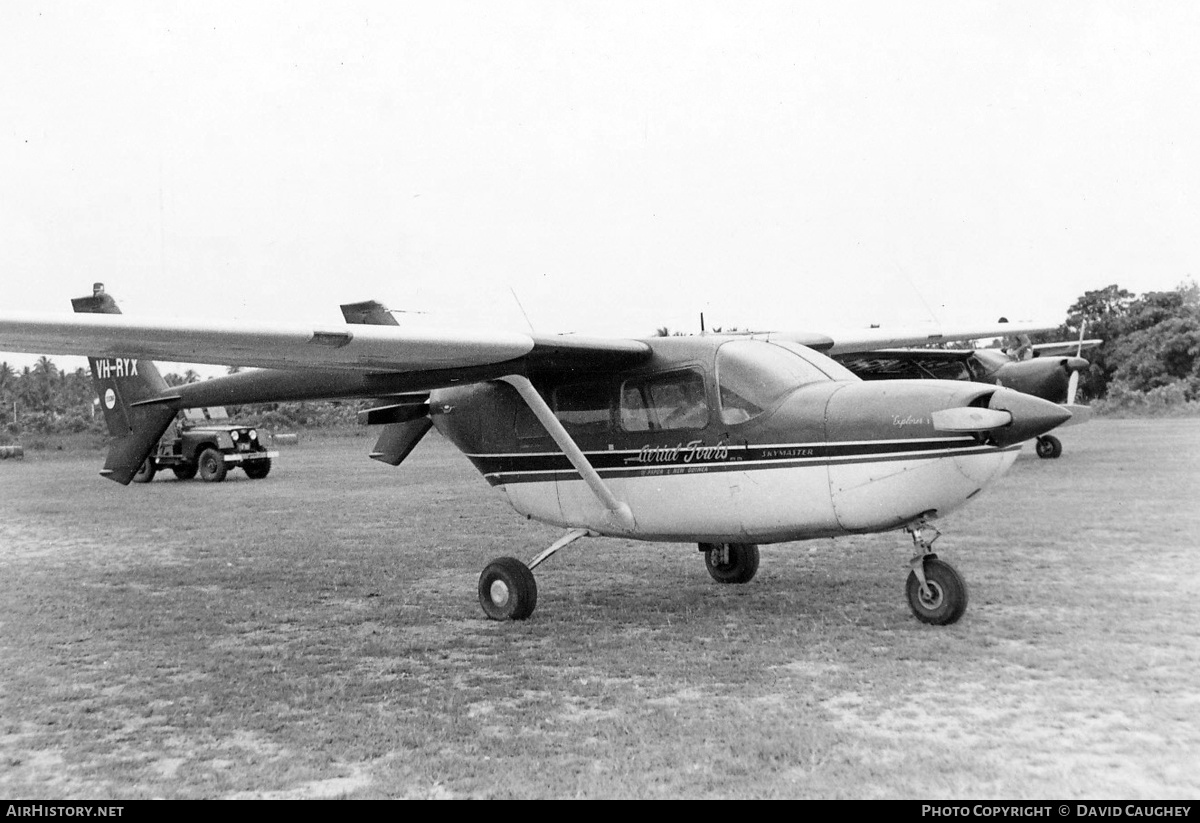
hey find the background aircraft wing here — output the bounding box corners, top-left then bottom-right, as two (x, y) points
(0, 312), (649, 375)
(833, 348), (977, 381)
(769, 321), (1058, 355)
(1029, 339), (1103, 357)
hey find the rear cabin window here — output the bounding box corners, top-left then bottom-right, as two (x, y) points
(619, 370), (709, 431)
(716, 339), (849, 425)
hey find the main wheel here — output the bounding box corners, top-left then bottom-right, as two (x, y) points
(172, 464), (198, 480)
(197, 448), (228, 482)
(132, 459), (157, 483)
(243, 459), (272, 479)
(1035, 435), (1062, 459)
(702, 542), (760, 584)
(478, 557), (538, 620)
(906, 557), (968, 625)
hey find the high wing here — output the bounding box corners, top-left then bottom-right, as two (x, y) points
(769, 321), (1057, 355)
(1029, 339), (1103, 357)
(0, 311), (650, 380)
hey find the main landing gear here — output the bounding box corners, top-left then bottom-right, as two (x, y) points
(478, 528), (591, 621)
(478, 535), (765, 620)
(478, 557), (538, 620)
(1035, 434), (1063, 459)
(904, 517), (968, 625)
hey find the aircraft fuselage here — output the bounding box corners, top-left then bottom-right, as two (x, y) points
(431, 336), (1067, 543)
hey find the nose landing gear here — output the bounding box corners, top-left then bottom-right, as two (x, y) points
(904, 517), (968, 625)
(1035, 434), (1063, 459)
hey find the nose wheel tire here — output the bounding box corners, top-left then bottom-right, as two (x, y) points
(1035, 435), (1062, 459)
(702, 542), (760, 584)
(479, 557), (538, 620)
(906, 557), (968, 625)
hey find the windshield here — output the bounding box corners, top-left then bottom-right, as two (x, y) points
(716, 339), (853, 424)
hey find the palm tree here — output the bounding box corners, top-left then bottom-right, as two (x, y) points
(0, 361), (14, 397)
(31, 356), (59, 410)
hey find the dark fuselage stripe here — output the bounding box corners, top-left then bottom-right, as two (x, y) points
(466, 439), (1016, 485)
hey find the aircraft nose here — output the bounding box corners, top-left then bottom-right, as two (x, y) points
(986, 387), (1072, 447)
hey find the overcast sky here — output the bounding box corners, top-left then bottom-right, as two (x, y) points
(3, 1), (1198, 371)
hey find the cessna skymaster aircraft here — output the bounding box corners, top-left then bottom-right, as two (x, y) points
(0, 285), (1070, 625)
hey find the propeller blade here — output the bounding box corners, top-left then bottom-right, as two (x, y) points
(931, 406), (1013, 432)
(1067, 370), (1080, 406)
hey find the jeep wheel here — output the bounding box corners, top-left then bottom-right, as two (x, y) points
(243, 458), (271, 480)
(197, 448), (228, 482)
(132, 459), (157, 484)
(172, 464), (198, 481)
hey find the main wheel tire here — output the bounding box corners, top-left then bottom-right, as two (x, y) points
(702, 542), (760, 584)
(1036, 435), (1063, 459)
(243, 458), (271, 479)
(906, 557), (968, 625)
(478, 557), (538, 620)
(132, 459), (157, 483)
(197, 448), (228, 482)
(172, 464), (198, 480)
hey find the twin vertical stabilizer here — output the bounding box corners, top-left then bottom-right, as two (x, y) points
(71, 284), (178, 484)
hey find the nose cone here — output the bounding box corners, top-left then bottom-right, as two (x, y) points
(1065, 356), (1089, 373)
(986, 387), (1072, 447)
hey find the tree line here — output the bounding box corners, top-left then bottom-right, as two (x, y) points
(0, 361), (365, 441)
(3, 279), (1197, 440)
(1037, 279), (1199, 405)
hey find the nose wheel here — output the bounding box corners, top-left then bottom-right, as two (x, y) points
(904, 516), (968, 625)
(905, 557), (968, 625)
(1035, 434), (1062, 459)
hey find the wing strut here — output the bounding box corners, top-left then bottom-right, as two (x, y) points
(498, 375), (636, 532)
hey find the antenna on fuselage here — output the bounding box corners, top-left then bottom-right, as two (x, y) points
(700, 312), (705, 334)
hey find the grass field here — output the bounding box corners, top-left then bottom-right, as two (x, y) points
(1, 420), (1198, 799)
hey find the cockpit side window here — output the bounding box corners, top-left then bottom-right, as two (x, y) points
(620, 369), (709, 431)
(553, 380), (615, 435)
(716, 339), (845, 425)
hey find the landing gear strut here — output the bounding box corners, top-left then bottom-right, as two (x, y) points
(903, 517), (968, 625)
(478, 528), (592, 621)
(1035, 434), (1062, 459)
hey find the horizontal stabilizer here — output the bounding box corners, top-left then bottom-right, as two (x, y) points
(931, 406), (1013, 432)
